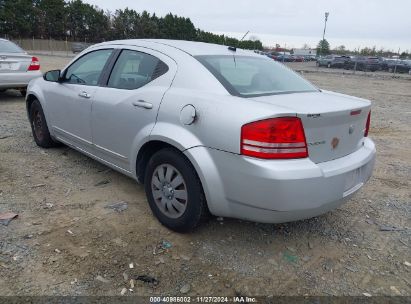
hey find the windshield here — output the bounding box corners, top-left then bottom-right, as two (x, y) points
(0, 40), (24, 53)
(196, 55), (318, 97)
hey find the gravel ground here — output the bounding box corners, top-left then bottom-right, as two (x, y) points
(0, 55), (410, 297)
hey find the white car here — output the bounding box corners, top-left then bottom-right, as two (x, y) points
(26, 39), (376, 232)
(0, 38), (42, 95)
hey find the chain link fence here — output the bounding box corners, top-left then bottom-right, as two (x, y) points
(286, 61), (411, 80)
(11, 38), (90, 57)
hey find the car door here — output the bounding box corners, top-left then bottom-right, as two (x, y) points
(91, 48), (177, 171)
(46, 48), (113, 151)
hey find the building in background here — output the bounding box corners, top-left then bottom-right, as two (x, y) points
(292, 48), (317, 58)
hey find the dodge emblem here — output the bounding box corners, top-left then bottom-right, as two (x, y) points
(349, 124), (355, 134)
(331, 137), (340, 149)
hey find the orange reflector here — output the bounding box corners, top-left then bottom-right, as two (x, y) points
(350, 110), (362, 116)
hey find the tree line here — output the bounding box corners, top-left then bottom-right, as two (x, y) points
(0, 0), (263, 50)
(316, 39), (409, 58)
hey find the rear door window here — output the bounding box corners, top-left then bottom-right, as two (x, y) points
(107, 50), (168, 90)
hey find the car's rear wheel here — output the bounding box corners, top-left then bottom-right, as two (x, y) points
(29, 99), (59, 148)
(144, 148), (208, 232)
(327, 63), (331, 68)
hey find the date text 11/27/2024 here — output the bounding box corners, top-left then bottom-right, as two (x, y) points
(149, 296), (257, 303)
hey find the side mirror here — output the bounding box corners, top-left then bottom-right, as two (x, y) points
(43, 70), (62, 82)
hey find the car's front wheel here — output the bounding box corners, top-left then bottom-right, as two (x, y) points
(29, 99), (59, 148)
(144, 148), (208, 232)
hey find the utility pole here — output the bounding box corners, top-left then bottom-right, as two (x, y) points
(321, 12), (329, 56)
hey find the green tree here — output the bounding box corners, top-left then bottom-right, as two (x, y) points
(317, 39), (330, 55)
(0, 0), (35, 38)
(135, 11), (159, 38)
(37, 0), (66, 39)
(399, 51), (409, 59)
(67, 0), (109, 41)
(0, 0), (264, 49)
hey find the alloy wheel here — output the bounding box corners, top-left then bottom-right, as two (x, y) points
(32, 110), (44, 141)
(151, 164), (188, 218)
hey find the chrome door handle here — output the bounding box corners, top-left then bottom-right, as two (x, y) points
(78, 91), (91, 99)
(132, 100), (153, 109)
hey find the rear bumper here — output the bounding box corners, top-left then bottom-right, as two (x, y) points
(0, 71), (42, 89)
(184, 138), (376, 223)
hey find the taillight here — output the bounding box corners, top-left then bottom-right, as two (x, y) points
(241, 117), (308, 159)
(364, 111), (371, 137)
(27, 56), (40, 71)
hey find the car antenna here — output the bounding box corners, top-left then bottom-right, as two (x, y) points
(228, 30), (249, 52)
(240, 30), (250, 42)
(228, 31), (250, 52)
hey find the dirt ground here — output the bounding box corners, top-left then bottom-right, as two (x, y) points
(0, 55), (410, 297)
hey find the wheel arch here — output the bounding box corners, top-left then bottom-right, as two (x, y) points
(26, 93), (39, 119)
(132, 121), (204, 182)
(26, 90), (47, 120)
(134, 138), (205, 186)
(135, 140), (179, 183)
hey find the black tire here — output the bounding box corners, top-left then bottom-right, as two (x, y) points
(327, 63), (331, 68)
(29, 99), (59, 148)
(144, 148), (209, 232)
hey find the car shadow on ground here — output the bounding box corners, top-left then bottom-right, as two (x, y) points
(46, 142), (350, 242)
(0, 89), (25, 101)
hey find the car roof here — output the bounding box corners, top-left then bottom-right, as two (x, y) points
(97, 39), (259, 57)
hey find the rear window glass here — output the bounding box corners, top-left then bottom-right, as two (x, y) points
(196, 55), (318, 97)
(0, 40), (24, 53)
(108, 50), (168, 90)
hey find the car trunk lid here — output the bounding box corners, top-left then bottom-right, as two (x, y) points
(0, 52), (32, 73)
(250, 90), (371, 163)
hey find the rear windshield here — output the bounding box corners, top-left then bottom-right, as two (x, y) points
(0, 40), (24, 53)
(196, 55), (318, 97)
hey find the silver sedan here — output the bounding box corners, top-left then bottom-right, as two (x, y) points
(26, 39), (376, 232)
(0, 38), (42, 95)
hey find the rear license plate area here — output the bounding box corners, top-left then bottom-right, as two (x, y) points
(0, 62), (18, 70)
(343, 166), (364, 197)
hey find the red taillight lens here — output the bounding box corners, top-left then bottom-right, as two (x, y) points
(27, 56), (40, 71)
(364, 111), (371, 137)
(241, 117), (308, 159)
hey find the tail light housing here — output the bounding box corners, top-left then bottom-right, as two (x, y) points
(364, 111), (371, 137)
(27, 56), (40, 71)
(241, 117), (308, 159)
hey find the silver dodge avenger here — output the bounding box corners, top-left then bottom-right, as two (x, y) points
(26, 39), (376, 232)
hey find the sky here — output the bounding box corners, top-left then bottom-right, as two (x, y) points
(85, 0), (411, 52)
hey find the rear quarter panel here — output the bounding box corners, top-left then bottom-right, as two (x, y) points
(154, 87), (296, 154)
